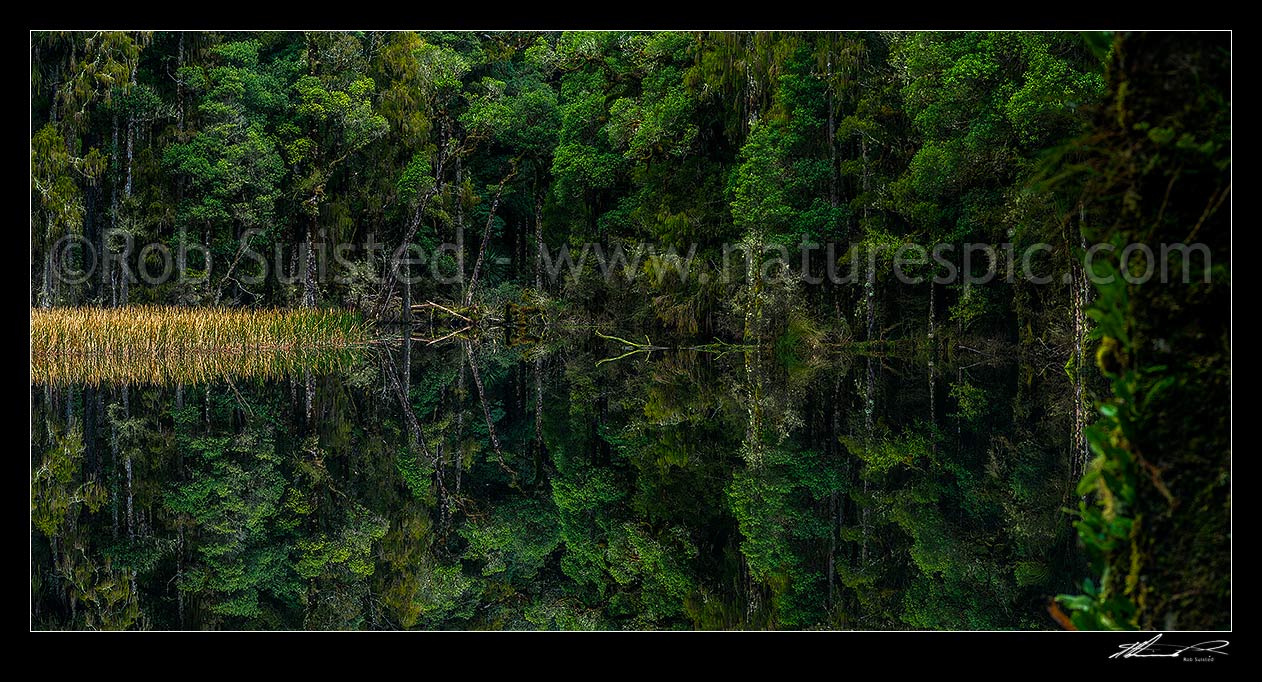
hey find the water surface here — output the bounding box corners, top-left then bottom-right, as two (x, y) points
(31, 332), (1083, 629)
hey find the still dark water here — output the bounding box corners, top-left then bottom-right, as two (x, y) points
(31, 331), (1084, 630)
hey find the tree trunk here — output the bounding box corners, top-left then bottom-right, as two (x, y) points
(304, 369), (315, 424)
(1072, 204), (1091, 482)
(177, 36), (187, 287)
(177, 525), (185, 628)
(467, 341), (511, 479)
(465, 164), (517, 307)
(534, 356), (543, 480)
(123, 386), (133, 540)
(303, 216), (318, 308)
(125, 453), (135, 540)
(534, 191), (544, 291)
(455, 355), (465, 500)
(109, 114), (119, 307)
(928, 280), (936, 342)
(78, 180), (97, 305)
(403, 308), (412, 389)
(65, 386), (73, 431)
(827, 61), (838, 209)
(176, 33), (185, 134)
(831, 376), (845, 610)
(929, 275), (937, 437)
(120, 67), (136, 307)
(374, 120), (446, 317)
(85, 386), (98, 476)
(861, 354), (873, 566)
(125, 114), (135, 199)
(178, 222), (187, 289)
(455, 154), (464, 300)
(109, 390), (120, 540)
(402, 253), (412, 323)
(862, 138), (874, 342)
(41, 249), (53, 308)
(119, 247), (129, 307)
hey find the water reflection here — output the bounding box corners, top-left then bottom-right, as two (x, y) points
(30, 332), (1084, 629)
(31, 344), (366, 387)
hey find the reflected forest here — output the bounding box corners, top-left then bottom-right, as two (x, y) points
(30, 31), (1230, 631)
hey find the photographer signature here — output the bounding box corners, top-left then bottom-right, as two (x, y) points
(1110, 634), (1229, 660)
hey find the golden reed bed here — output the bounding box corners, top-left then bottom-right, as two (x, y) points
(30, 306), (372, 386)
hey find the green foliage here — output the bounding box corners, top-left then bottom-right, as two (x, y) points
(30, 30), (1226, 633)
(164, 40), (288, 256)
(32, 425), (105, 537)
(395, 448), (436, 502)
(842, 425), (934, 475)
(294, 508), (388, 579)
(166, 418), (303, 623)
(461, 498), (561, 581)
(1055, 32), (1230, 631)
(728, 445), (839, 627)
(948, 380), (987, 422)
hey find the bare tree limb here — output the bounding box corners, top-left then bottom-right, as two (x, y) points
(465, 160), (520, 307)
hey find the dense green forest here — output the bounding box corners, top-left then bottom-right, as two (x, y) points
(33, 30), (1110, 327)
(30, 30), (1229, 630)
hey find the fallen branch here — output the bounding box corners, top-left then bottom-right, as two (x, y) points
(415, 325), (471, 346)
(465, 159), (521, 307)
(687, 338), (758, 356)
(213, 231), (262, 305)
(594, 330), (667, 350)
(596, 348), (655, 367)
(222, 374), (255, 418)
(412, 300), (473, 323)
(464, 340), (518, 486)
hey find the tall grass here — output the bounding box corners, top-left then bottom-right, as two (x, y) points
(31, 306), (372, 386)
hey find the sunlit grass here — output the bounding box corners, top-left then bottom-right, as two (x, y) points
(31, 306), (373, 386)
